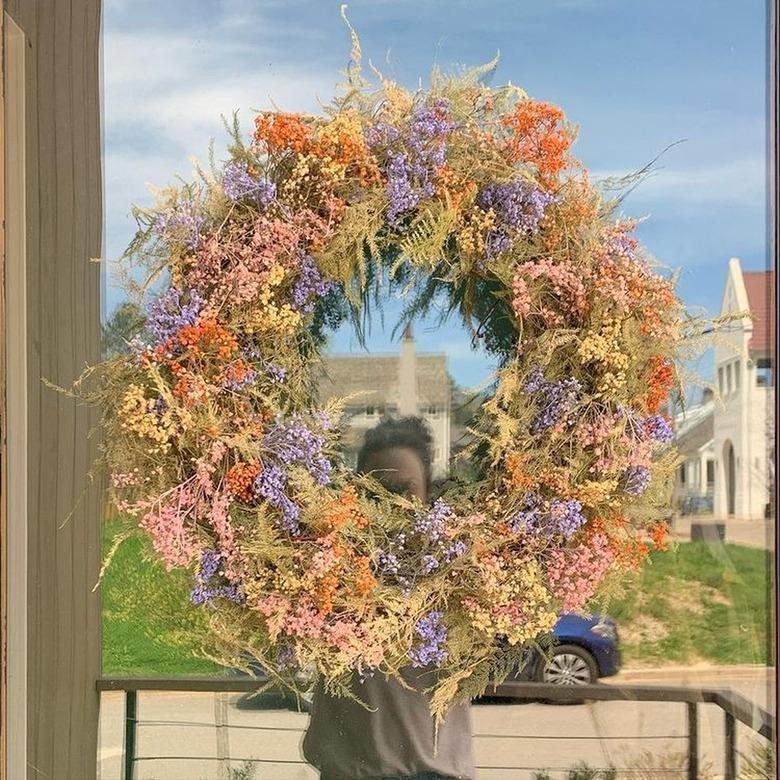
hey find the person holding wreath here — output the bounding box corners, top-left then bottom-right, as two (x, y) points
(302, 417), (476, 780)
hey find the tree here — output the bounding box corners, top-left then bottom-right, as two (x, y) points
(101, 301), (145, 359)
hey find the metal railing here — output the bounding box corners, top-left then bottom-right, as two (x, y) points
(97, 676), (775, 780)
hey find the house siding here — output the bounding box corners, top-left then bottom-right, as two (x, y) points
(712, 258), (773, 519)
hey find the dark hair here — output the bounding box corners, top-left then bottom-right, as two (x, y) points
(356, 416), (433, 489)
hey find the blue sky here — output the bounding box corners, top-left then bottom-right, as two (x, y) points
(103, 0), (770, 388)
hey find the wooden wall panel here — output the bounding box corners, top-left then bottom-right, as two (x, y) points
(3, 1), (103, 778)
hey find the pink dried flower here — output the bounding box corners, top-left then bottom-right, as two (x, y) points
(546, 533), (614, 613)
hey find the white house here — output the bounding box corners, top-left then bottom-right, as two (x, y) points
(317, 326), (452, 478)
(672, 391), (716, 512)
(711, 258), (775, 519)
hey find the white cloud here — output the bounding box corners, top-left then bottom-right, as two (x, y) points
(593, 157), (767, 209)
(102, 27), (342, 256)
(103, 26), (341, 160)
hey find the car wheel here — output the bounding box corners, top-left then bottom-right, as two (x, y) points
(538, 644), (598, 704)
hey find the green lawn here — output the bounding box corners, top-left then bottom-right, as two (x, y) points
(102, 519), (772, 676)
(606, 541), (773, 667)
(101, 519), (222, 675)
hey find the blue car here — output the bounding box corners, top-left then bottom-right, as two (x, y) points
(509, 613), (621, 686)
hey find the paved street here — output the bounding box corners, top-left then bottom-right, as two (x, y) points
(98, 666), (774, 780)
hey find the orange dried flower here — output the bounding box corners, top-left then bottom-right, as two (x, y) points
(315, 573), (339, 614)
(226, 461), (261, 502)
(176, 318), (239, 362)
(172, 371), (210, 407)
(587, 516), (649, 570)
(322, 486), (366, 531)
(539, 467), (570, 495)
(502, 100), (571, 185)
(254, 111), (312, 155)
(650, 520), (669, 551)
(505, 451), (537, 491)
(354, 556), (378, 595)
(645, 355), (675, 413)
(220, 359), (255, 390)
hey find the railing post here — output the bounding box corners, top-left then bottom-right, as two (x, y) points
(123, 690), (137, 780)
(724, 711), (737, 780)
(687, 702), (698, 780)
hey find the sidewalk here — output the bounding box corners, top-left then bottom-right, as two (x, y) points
(670, 514), (775, 549)
(614, 663), (775, 682)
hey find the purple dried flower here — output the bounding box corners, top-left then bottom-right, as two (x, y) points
(622, 465), (651, 496)
(292, 255), (334, 314)
(199, 549), (221, 580)
(645, 414), (674, 444)
(443, 540), (468, 563)
(421, 554), (440, 574)
(190, 584), (211, 605)
(413, 498), (453, 542)
(313, 410), (333, 431)
(144, 287), (205, 348)
(152, 397), (168, 418)
(508, 492), (544, 534)
(153, 200), (204, 250)
(478, 180), (557, 259)
(383, 151), (421, 226)
(190, 549), (244, 605)
(524, 369), (581, 433)
(547, 499), (587, 539)
(217, 583), (243, 602)
(408, 610), (448, 667)
(523, 368), (547, 394)
(377, 551), (401, 575)
(364, 122), (401, 148)
(408, 98), (455, 162)
(254, 464), (301, 534)
(223, 161), (276, 206)
(264, 361), (287, 383)
(263, 416), (332, 486)
(510, 494), (585, 540)
(275, 644), (297, 671)
(606, 229), (639, 263)
(366, 99), (455, 228)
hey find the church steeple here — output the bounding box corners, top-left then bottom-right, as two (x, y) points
(398, 323), (417, 415)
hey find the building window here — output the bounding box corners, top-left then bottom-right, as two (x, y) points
(365, 405), (376, 417)
(726, 363), (732, 394)
(718, 366), (724, 395)
(433, 447), (441, 461)
(427, 405), (439, 418)
(678, 463), (686, 485)
(734, 360), (740, 391)
(757, 357), (774, 387)
(706, 460), (715, 486)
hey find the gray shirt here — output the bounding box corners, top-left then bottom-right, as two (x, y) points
(301, 666), (475, 780)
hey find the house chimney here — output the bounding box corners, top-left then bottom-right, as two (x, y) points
(398, 323), (417, 416)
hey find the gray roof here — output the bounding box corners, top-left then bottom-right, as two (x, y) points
(316, 353), (451, 407)
(674, 412), (714, 455)
(674, 399), (715, 439)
